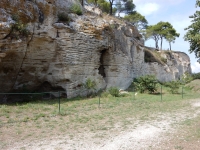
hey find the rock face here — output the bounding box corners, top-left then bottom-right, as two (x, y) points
(0, 0), (191, 97)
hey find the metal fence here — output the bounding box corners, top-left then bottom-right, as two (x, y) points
(0, 86), (199, 114)
(0, 91), (67, 113)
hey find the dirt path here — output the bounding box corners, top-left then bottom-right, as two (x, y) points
(7, 99), (200, 150)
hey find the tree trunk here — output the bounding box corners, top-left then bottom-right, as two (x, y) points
(95, 0), (97, 6)
(160, 37), (163, 50)
(169, 42), (171, 50)
(81, 0), (84, 6)
(109, 0), (113, 15)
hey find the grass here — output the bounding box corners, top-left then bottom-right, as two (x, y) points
(0, 81), (200, 149)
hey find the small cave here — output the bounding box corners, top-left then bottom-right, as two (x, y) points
(98, 49), (108, 79)
(36, 81), (65, 92)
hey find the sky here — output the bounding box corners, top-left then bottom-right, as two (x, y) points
(133, 0), (200, 73)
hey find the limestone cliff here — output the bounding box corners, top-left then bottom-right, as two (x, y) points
(0, 0), (191, 97)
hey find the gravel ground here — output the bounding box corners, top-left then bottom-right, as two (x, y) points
(7, 99), (200, 150)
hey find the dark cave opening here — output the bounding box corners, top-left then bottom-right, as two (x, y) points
(98, 49), (107, 78)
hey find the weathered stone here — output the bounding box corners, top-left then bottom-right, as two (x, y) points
(84, 5), (102, 16)
(0, 53), (6, 58)
(0, 1), (191, 98)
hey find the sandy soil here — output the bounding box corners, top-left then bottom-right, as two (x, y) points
(6, 99), (200, 150)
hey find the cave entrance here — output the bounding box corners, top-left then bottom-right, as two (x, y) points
(98, 49), (107, 78)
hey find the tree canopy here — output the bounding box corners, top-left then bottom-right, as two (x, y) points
(123, 12), (148, 30)
(145, 25), (160, 49)
(87, 0), (135, 15)
(110, 0), (135, 15)
(145, 22), (179, 50)
(184, 0), (200, 58)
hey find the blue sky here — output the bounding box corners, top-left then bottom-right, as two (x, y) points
(133, 0), (200, 73)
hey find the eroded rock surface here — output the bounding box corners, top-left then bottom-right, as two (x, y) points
(0, 0), (191, 97)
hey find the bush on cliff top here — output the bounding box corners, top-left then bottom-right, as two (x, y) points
(70, 4), (82, 15)
(57, 12), (71, 22)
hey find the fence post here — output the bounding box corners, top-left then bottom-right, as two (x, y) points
(58, 91), (60, 114)
(182, 86), (183, 99)
(160, 84), (162, 101)
(98, 94), (100, 108)
(133, 85), (135, 101)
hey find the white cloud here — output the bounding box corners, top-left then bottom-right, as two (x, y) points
(191, 62), (200, 73)
(137, 3), (160, 16)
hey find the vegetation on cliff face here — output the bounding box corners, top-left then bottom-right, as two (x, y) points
(123, 12), (148, 30)
(4, 14), (30, 39)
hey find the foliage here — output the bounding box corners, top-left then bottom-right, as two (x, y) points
(108, 87), (120, 97)
(133, 75), (158, 93)
(165, 28), (180, 50)
(156, 21), (179, 50)
(145, 22), (179, 50)
(9, 14), (30, 38)
(192, 72), (200, 79)
(124, 0), (135, 14)
(123, 12), (148, 30)
(184, 0), (200, 58)
(84, 78), (96, 97)
(57, 12), (70, 22)
(70, 4), (82, 15)
(100, 91), (110, 97)
(84, 78), (96, 91)
(145, 25), (160, 49)
(164, 80), (180, 94)
(115, 0), (136, 16)
(180, 72), (193, 84)
(144, 49), (167, 65)
(94, 0), (136, 15)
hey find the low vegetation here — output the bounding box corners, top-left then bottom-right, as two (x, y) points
(108, 87), (120, 97)
(9, 14), (30, 39)
(0, 81), (199, 147)
(57, 12), (71, 22)
(84, 78), (96, 96)
(144, 49), (167, 65)
(1, 79), (200, 149)
(163, 80), (181, 94)
(133, 75), (158, 93)
(70, 4), (82, 15)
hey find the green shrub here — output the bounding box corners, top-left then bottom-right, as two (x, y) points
(164, 80), (180, 94)
(192, 72), (200, 79)
(133, 75), (158, 93)
(108, 87), (119, 97)
(160, 57), (167, 63)
(10, 14), (30, 38)
(70, 4), (82, 15)
(119, 93), (129, 97)
(84, 78), (96, 96)
(57, 12), (70, 22)
(181, 72), (193, 84)
(100, 91), (110, 97)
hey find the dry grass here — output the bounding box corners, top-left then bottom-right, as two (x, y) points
(185, 79), (200, 92)
(0, 84), (200, 149)
(144, 48), (167, 65)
